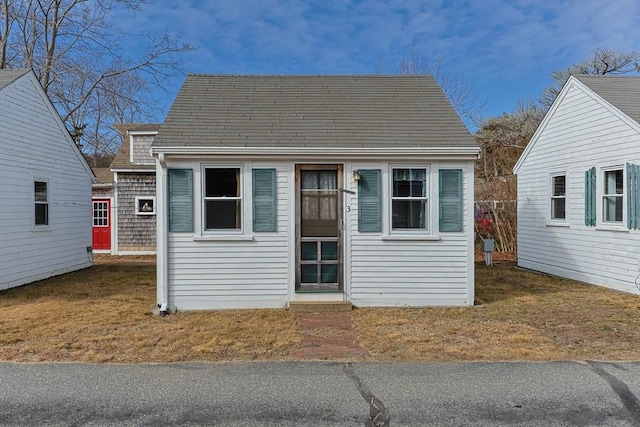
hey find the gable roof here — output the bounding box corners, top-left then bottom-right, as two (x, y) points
(574, 75), (640, 124)
(152, 75), (476, 152)
(110, 123), (161, 170)
(0, 69), (95, 181)
(0, 69), (30, 90)
(92, 167), (114, 185)
(514, 75), (640, 174)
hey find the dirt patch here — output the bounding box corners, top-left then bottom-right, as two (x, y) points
(1, 256), (639, 362)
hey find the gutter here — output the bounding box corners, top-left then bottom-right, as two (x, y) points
(156, 153), (170, 315)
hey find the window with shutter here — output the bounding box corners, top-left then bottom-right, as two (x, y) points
(168, 169), (193, 232)
(439, 169), (463, 232)
(253, 168), (277, 232)
(357, 169), (382, 232)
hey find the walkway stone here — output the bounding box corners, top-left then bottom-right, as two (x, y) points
(292, 312), (369, 360)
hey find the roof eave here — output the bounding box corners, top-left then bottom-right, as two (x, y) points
(151, 146), (480, 161)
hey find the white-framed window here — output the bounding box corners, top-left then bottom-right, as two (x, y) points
(602, 167), (624, 223)
(135, 196), (156, 215)
(34, 180), (48, 226)
(203, 166), (242, 231)
(93, 201), (109, 226)
(550, 174), (566, 220)
(390, 166), (428, 231)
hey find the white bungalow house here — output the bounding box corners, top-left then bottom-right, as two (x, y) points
(0, 69), (95, 290)
(151, 75), (479, 310)
(514, 75), (640, 295)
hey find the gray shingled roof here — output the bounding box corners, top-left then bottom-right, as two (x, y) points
(0, 69), (30, 90)
(575, 75), (640, 124)
(153, 75), (475, 149)
(92, 167), (113, 185)
(110, 123), (161, 170)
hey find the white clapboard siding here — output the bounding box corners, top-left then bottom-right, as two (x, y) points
(348, 163), (474, 307)
(0, 72), (93, 290)
(166, 167), (289, 309)
(516, 80), (640, 295)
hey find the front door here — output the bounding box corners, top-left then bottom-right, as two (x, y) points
(92, 199), (111, 251)
(296, 165), (343, 291)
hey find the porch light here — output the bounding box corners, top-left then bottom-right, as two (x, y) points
(353, 170), (361, 181)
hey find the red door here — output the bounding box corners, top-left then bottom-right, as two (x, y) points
(92, 199), (111, 251)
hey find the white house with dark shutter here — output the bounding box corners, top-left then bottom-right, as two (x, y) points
(151, 75), (479, 310)
(0, 69), (95, 290)
(514, 75), (640, 295)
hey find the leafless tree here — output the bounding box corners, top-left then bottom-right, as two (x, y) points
(0, 0), (194, 165)
(539, 47), (640, 110)
(474, 102), (544, 252)
(378, 46), (486, 130)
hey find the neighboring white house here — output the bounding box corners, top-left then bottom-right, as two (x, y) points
(151, 75), (479, 310)
(514, 75), (640, 295)
(0, 69), (95, 290)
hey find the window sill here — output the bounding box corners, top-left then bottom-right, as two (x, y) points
(193, 235), (254, 242)
(381, 234), (441, 241)
(32, 226), (52, 233)
(595, 225), (629, 233)
(546, 222), (570, 228)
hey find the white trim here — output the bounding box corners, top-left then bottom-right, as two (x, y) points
(33, 178), (50, 230)
(152, 146), (480, 160)
(200, 164), (248, 236)
(110, 168), (155, 173)
(113, 172), (119, 255)
(598, 164), (626, 228)
(156, 161), (169, 309)
(549, 172), (567, 222)
(116, 250), (157, 255)
(380, 235), (441, 241)
(193, 235), (254, 241)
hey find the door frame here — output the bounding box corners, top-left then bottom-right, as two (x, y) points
(294, 164), (344, 293)
(91, 197), (114, 254)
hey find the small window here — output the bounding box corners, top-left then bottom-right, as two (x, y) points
(93, 201), (109, 226)
(603, 169), (623, 223)
(135, 197), (156, 215)
(34, 181), (48, 226)
(392, 168), (428, 230)
(204, 167), (241, 230)
(551, 175), (566, 220)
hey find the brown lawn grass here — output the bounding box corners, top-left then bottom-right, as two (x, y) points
(353, 261), (640, 361)
(0, 255), (639, 362)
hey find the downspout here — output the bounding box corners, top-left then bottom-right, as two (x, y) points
(156, 153), (169, 315)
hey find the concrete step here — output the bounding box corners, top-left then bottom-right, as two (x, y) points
(288, 301), (353, 313)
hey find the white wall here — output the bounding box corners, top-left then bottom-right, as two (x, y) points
(517, 81), (640, 295)
(0, 73), (93, 290)
(162, 158), (475, 309)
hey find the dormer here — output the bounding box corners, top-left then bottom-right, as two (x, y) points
(111, 124), (161, 172)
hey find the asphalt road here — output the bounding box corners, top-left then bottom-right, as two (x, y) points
(0, 361), (639, 426)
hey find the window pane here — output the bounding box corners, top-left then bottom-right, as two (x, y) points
(393, 168), (425, 197)
(392, 200), (426, 229)
(301, 265), (317, 283)
(321, 241), (338, 260)
(35, 204), (48, 225)
(301, 242), (317, 261)
(321, 264), (338, 283)
(552, 198), (565, 219)
(603, 196), (623, 222)
(552, 176), (565, 196)
(34, 181), (47, 202)
(604, 170), (623, 195)
(205, 200), (241, 229)
(205, 168), (239, 197)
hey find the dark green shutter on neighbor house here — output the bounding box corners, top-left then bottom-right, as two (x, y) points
(439, 169), (463, 232)
(168, 169), (193, 232)
(584, 167), (596, 227)
(628, 163), (640, 230)
(358, 169), (382, 232)
(253, 168), (277, 232)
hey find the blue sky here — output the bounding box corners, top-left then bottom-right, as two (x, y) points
(117, 0), (640, 128)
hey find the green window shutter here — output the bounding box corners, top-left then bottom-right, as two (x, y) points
(584, 167), (596, 227)
(168, 169), (193, 232)
(628, 163), (640, 229)
(253, 168), (277, 232)
(358, 169), (382, 232)
(439, 169), (463, 232)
